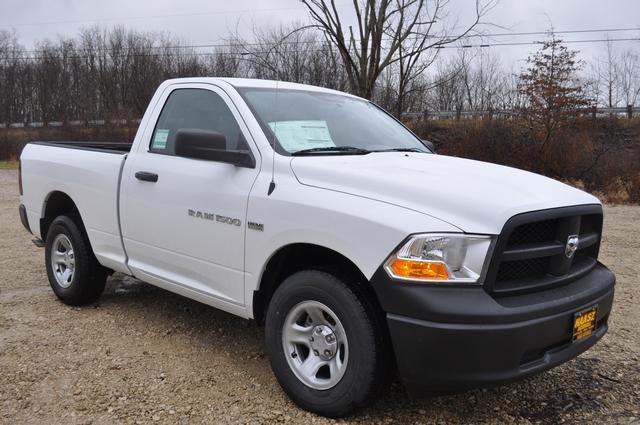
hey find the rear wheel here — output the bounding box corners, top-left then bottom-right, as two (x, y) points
(265, 270), (392, 417)
(45, 215), (107, 306)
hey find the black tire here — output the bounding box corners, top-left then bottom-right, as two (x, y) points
(265, 270), (392, 417)
(45, 215), (107, 306)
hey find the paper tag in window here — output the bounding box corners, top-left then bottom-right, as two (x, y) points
(152, 129), (170, 149)
(268, 120), (334, 152)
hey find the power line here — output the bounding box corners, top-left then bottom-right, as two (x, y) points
(456, 37), (640, 49)
(464, 27), (640, 39)
(2, 36), (639, 62)
(11, 26), (640, 56)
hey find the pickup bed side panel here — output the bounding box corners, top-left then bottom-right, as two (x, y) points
(20, 144), (130, 274)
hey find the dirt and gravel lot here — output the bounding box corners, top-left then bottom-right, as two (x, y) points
(0, 168), (638, 424)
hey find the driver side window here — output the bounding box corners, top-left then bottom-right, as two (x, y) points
(150, 88), (249, 155)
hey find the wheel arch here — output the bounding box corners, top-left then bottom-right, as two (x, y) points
(252, 243), (381, 325)
(40, 191), (85, 240)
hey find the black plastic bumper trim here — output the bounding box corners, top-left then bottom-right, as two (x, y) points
(370, 263), (614, 325)
(373, 264), (615, 395)
(19, 204), (32, 234)
(388, 302), (610, 395)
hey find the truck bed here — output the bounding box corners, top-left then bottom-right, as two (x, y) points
(31, 141), (132, 154)
(20, 141), (130, 274)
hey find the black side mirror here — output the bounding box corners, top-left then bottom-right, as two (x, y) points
(174, 128), (255, 168)
(422, 139), (435, 152)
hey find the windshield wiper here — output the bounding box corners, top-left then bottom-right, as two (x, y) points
(371, 147), (428, 153)
(291, 146), (370, 156)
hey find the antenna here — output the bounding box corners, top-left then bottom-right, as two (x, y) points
(268, 80), (278, 196)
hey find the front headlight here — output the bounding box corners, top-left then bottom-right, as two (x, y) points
(384, 233), (494, 284)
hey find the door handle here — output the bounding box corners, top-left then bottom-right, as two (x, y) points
(135, 171), (158, 182)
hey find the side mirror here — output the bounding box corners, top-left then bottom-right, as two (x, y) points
(422, 139), (435, 152)
(174, 129), (255, 168)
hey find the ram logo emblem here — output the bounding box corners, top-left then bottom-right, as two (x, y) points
(565, 235), (579, 258)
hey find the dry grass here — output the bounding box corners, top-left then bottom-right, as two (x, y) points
(0, 126), (136, 162)
(409, 117), (640, 204)
(0, 161), (18, 170)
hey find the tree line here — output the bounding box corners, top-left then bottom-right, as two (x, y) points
(0, 24), (359, 125)
(1, 21), (638, 126)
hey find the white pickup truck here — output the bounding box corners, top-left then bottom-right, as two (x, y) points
(19, 78), (615, 417)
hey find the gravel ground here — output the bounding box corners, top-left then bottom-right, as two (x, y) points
(0, 169), (638, 424)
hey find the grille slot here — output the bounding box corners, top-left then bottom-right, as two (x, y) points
(486, 206), (603, 296)
(496, 257), (549, 282)
(507, 219), (558, 245)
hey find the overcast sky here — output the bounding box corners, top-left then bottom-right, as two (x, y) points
(1, 0), (639, 68)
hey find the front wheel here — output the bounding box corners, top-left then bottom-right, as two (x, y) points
(265, 270), (392, 417)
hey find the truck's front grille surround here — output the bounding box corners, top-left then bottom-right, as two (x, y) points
(484, 205), (603, 296)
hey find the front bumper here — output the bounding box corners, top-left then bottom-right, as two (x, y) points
(370, 263), (615, 395)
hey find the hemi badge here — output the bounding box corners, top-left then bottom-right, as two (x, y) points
(248, 221), (264, 232)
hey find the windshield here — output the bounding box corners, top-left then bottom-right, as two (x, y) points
(237, 87), (430, 155)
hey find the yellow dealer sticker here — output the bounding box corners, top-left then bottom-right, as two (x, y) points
(573, 306), (597, 341)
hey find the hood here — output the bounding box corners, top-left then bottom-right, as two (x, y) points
(290, 153), (600, 234)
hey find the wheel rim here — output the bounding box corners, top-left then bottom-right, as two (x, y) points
(51, 234), (75, 289)
(282, 300), (349, 390)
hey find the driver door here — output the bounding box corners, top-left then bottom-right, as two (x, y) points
(120, 83), (259, 312)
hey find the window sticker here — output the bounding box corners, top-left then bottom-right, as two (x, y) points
(268, 120), (335, 152)
(152, 129), (170, 149)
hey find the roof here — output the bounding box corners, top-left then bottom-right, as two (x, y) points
(161, 77), (361, 99)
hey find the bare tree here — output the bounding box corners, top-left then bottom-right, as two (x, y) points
(424, 53), (466, 112)
(300, 0), (498, 110)
(592, 40), (620, 108)
(495, 68), (525, 110)
(211, 48), (244, 77)
(459, 49), (505, 111)
(0, 30), (27, 124)
(618, 50), (640, 107)
(233, 23), (347, 89)
(589, 41), (640, 109)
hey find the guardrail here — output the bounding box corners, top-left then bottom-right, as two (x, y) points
(0, 107), (637, 128)
(402, 106), (638, 119)
(0, 119), (142, 129)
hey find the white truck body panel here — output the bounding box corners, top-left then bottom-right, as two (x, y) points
(20, 144), (129, 274)
(242, 154), (461, 311)
(120, 82), (261, 310)
(290, 153), (600, 235)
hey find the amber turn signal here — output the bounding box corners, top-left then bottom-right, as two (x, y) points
(389, 258), (450, 280)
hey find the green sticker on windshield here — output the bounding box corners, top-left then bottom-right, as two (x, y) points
(152, 129), (170, 149)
